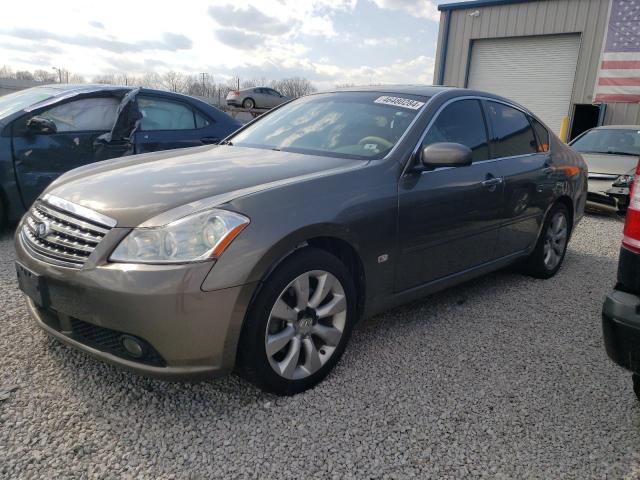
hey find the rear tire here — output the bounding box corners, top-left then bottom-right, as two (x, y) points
(0, 198), (6, 231)
(242, 98), (255, 109)
(633, 374), (640, 402)
(521, 203), (570, 279)
(237, 247), (356, 395)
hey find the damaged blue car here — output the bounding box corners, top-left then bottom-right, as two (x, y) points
(0, 84), (241, 226)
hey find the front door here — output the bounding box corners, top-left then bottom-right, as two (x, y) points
(12, 95), (122, 208)
(134, 95), (216, 153)
(396, 98), (504, 292)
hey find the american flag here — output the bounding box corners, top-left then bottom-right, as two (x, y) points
(595, 0), (640, 103)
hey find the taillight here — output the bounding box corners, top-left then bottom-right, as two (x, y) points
(622, 159), (640, 253)
(231, 90), (239, 96)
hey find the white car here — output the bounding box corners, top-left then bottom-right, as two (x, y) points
(226, 87), (289, 110)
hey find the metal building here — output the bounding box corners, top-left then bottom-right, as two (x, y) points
(434, 0), (638, 139)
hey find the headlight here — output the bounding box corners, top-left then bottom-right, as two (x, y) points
(110, 209), (249, 264)
(613, 174), (634, 188)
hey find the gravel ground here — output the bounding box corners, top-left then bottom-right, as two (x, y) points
(1, 214), (640, 479)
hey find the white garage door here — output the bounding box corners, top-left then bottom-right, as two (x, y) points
(467, 34), (580, 134)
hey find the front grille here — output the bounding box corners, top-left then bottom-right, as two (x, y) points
(21, 198), (113, 269)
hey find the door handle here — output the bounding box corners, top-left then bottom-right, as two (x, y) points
(481, 176), (503, 191)
(201, 137), (219, 144)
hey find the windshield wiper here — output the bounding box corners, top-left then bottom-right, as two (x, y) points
(219, 140), (233, 146)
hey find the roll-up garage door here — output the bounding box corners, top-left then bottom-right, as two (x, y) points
(467, 34), (580, 134)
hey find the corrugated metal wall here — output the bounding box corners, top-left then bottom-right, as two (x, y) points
(433, 0), (640, 126)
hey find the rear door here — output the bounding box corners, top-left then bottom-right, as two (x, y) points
(396, 98), (504, 291)
(134, 95), (220, 153)
(484, 101), (553, 257)
(12, 95), (121, 208)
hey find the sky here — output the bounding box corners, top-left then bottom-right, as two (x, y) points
(0, 0), (456, 89)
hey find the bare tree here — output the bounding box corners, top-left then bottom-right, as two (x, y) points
(271, 77), (317, 98)
(33, 69), (56, 83)
(92, 73), (116, 85)
(0, 65), (14, 79)
(15, 70), (34, 81)
(139, 72), (162, 89)
(162, 71), (187, 93)
(69, 73), (86, 84)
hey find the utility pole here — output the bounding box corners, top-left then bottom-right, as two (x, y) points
(199, 72), (209, 96)
(52, 67), (63, 83)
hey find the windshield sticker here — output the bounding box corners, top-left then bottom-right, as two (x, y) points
(374, 96), (425, 110)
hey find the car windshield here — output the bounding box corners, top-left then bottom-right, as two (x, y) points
(0, 87), (59, 119)
(229, 92), (427, 159)
(571, 128), (640, 156)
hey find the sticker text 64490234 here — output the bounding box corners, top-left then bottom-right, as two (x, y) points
(374, 96), (425, 110)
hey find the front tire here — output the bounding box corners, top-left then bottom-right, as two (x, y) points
(237, 248), (356, 395)
(521, 203), (570, 279)
(633, 374), (640, 402)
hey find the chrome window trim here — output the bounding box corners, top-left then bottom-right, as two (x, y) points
(42, 194), (117, 228)
(403, 95), (547, 176)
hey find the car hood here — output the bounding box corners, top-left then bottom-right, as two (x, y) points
(580, 152), (639, 175)
(46, 145), (364, 227)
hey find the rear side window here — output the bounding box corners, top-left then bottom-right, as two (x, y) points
(138, 97), (196, 131)
(40, 97), (119, 132)
(422, 99), (490, 162)
(194, 110), (212, 129)
(530, 117), (550, 152)
(487, 101), (538, 158)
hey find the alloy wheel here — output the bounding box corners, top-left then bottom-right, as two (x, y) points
(543, 211), (568, 270)
(265, 270), (347, 380)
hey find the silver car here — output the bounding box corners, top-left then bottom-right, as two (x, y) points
(226, 87), (288, 110)
(570, 125), (640, 214)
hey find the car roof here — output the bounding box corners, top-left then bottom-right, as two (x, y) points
(591, 125), (640, 130)
(327, 84), (455, 97)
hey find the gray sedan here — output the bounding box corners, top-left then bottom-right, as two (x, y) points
(226, 87), (288, 109)
(570, 125), (640, 213)
(14, 86), (587, 395)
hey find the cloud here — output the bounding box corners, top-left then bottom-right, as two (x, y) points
(208, 5), (296, 36)
(371, 0), (439, 21)
(3, 28), (192, 53)
(213, 28), (264, 50)
(89, 20), (105, 29)
(362, 36), (411, 47)
(0, 40), (63, 54)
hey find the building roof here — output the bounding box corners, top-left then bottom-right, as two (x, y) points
(438, 0), (534, 12)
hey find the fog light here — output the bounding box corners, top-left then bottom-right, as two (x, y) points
(121, 335), (144, 358)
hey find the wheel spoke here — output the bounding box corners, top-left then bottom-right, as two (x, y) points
(312, 323), (342, 346)
(301, 337), (322, 374)
(279, 336), (301, 379)
(266, 324), (296, 356)
(271, 298), (297, 322)
(308, 273), (334, 309)
(292, 274), (310, 310)
(317, 294), (347, 319)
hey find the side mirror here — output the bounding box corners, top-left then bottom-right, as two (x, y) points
(420, 142), (472, 168)
(26, 116), (57, 134)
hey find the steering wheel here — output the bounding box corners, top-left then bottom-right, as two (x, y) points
(358, 136), (393, 151)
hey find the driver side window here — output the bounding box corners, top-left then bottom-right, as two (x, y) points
(422, 99), (490, 162)
(38, 97), (119, 132)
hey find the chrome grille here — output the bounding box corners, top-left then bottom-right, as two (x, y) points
(21, 196), (114, 269)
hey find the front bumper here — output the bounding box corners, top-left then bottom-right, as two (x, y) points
(587, 178), (629, 212)
(602, 289), (640, 374)
(15, 230), (257, 380)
